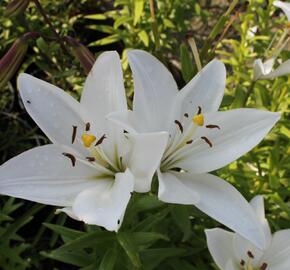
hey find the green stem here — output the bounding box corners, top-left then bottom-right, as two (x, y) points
(149, 0), (160, 49)
(243, 80), (256, 107)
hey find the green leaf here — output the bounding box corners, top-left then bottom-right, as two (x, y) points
(98, 246), (118, 270)
(117, 232), (141, 268)
(141, 248), (187, 269)
(43, 222), (84, 243)
(180, 44), (195, 82)
(134, 0), (144, 25)
(171, 205), (192, 241)
(84, 14), (107, 20)
(138, 30), (149, 47)
(131, 232), (169, 249)
(89, 34), (120, 46)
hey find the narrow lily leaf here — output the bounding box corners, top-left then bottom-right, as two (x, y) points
(89, 34), (120, 46)
(54, 231), (114, 252)
(141, 248), (187, 270)
(117, 232), (142, 268)
(41, 250), (93, 267)
(131, 232), (169, 249)
(134, 0), (144, 25)
(43, 223), (84, 243)
(180, 44), (195, 82)
(98, 246), (118, 270)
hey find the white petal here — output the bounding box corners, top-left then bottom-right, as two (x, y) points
(176, 109), (280, 173)
(107, 110), (139, 134)
(225, 259), (239, 270)
(159, 172), (266, 249)
(128, 50), (178, 132)
(81, 51), (127, 129)
(127, 132), (168, 192)
(17, 74), (88, 155)
(263, 59), (290, 79)
(233, 233), (264, 267)
(253, 59), (265, 81)
(177, 59), (226, 116)
(157, 171), (200, 204)
(250, 196), (272, 247)
(262, 229), (290, 269)
(205, 228), (236, 270)
(72, 169), (134, 231)
(274, 1), (290, 21)
(0, 145), (99, 206)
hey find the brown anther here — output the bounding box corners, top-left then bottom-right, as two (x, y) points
(184, 113), (189, 118)
(62, 152), (76, 167)
(26, 100), (31, 104)
(123, 130), (128, 133)
(260, 263), (268, 270)
(120, 156), (123, 166)
(95, 134), (107, 146)
(247, 251), (254, 259)
(86, 157), (95, 162)
(240, 260), (245, 266)
(186, 139), (193, 144)
(206, 124), (220, 130)
(174, 120), (183, 133)
(85, 122), (90, 131)
(197, 106), (202, 115)
(72, 125), (77, 144)
(201, 136), (213, 147)
(117, 219), (120, 224)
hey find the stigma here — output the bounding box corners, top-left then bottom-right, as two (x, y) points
(192, 114), (204, 126)
(82, 134), (96, 147)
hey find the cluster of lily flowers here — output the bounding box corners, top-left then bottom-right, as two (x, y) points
(0, 1), (290, 270)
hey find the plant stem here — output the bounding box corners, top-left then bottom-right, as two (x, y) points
(243, 80), (256, 106)
(32, 0), (68, 54)
(149, 0), (160, 49)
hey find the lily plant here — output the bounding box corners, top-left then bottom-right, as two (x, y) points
(253, 1), (290, 80)
(108, 50), (280, 248)
(206, 195), (290, 270)
(0, 51), (168, 231)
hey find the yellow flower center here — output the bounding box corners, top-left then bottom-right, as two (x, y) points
(81, 134), (96, 147)
(192, 114), (204, 126)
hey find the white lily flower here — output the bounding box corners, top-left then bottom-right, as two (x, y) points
(274, 1), (290, 21)
(0, 51), (168, 231)
(206, 195), (290, 270)
(253, 58), (290, 80)
(107, 50), (280, 248)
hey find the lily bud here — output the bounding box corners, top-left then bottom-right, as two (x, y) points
(0, 32), (39, 89)
(5, 0), (30, 17)
(64, 36), (96, 74)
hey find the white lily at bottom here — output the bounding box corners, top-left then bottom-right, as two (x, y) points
(0, 51), (168, 231)
(206, 196), (290, 270)
(108, 50), (280, 248)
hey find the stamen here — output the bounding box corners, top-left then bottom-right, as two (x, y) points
(26, 100), (31, 104)
(62, 152), (76, 167)
(197, 106), (202, 115)
(81, 134), (96, 147)
(260, 263), (268, 270)
(174, 120), (183, 133)
(85, 122), (90, 131)
(247, 251), (254, 259)
(186, 139), (193, 144)
(240, 260), (245, 266)
(206, 124), (220, 129)
(95, 134), (107, 146)
(72, 125), (77, 144)
(120, 156), (123, 167)
(201, 136), (213, 147)
(117, 219), (120, 224)
(184, 113), (189, 118)
(192, 114), (204, 126)
(86, 157), (95, 162)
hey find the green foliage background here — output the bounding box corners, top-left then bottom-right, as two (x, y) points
(0, 0), (289, 269)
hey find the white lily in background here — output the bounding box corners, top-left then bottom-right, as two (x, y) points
(206, 195), (290, 270)
(108, 50), (280, 248)
(274, 1), (290, 21)
(0, 51), (168, 231)
(253, 58), (290, 80)
(253, 1), (290, 81)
